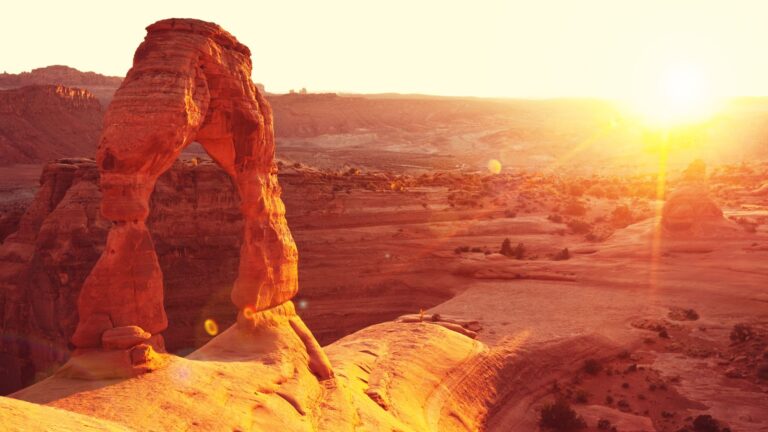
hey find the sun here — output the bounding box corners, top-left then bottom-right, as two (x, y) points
(624, 63), (722, 128)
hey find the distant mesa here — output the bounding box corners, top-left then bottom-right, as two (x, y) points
(0, 85), (103, 165)
(0, 65), (122, 90)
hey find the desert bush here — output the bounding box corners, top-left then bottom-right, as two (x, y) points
(730, 323), (755, 342)
(500, 238), (513, 257)
(586, 185), (606, 198)
(596, 418), (615, 431)
(583, 358), (602, 375)
(692, 414), (720, 432)
(757, 362), (768, 380)
(553, 248), (570, 261)
(611, 204), (634, 228)
(548, 214), (564, 223)
(668, 307), (699, 321)
(501, 239), (526, 259)
(562, 200), (587, 216)
(513, 242), (525, 259)
(567, 219), (591, 234)
(573, 389), (589, 404)
(569, 183), (586, 197)
(454, 246), (470, 254)
(539, 399), (586, 431)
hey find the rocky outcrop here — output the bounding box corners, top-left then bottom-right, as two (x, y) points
(70, 18), (300, 353)
(9, 317), (514, 432)
(0, 66), (122, 104)
(0, 85), (103, 165)
(0, 158), (245, 392)
(0, 66), (122, 89)
(660, 159), (735, 235)
(661, 184), (725, 233)
(0, 158), (459, 393)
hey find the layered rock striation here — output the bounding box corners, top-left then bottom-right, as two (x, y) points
(71, 19), (299, 352)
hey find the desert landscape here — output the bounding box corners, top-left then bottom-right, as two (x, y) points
(1, 4), (767, 432)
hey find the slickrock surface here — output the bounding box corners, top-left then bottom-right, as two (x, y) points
(71, 18), (297, 350)
(0, 396), (133, 431)
(8, 307), (532, 432)
(0, 85), (102, 165)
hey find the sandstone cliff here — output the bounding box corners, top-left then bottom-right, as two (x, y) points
(0, 66), (122, 104)
(0, 85), (103, 165)
(0, 159), (238, 391)
(0, 158), (457, 394)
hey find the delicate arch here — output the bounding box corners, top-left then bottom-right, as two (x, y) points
(72, 19), (298, 349)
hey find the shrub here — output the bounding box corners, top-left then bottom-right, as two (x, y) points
(553, 248), (571, 261)
(730, 323), (754, 343)
(567, 219), (591, 234)
(513, 242), (526, 260)
(757, 362), (768, 380)
(574, 389), (589, 404)
(596, 418), (613, 430)
(668, 307), (699, 321)
(692, 415), (720, 432)
(583, 358), (602, 375)
(539, 399), (586, 431)
(569, 183), (586, 197)
(548, 214), (564, 223)
(500, 238), (513, 256)
(611, 204), (634, 228)
(562, 200), (587, 216)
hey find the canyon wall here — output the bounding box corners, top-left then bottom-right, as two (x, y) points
(0, 85), (103, 165)
(0, 148), (454, 394)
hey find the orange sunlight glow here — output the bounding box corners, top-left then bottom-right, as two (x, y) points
(624, 63), (723, 128)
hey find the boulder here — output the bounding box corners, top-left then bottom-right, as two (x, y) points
(101, 326), (152, 350)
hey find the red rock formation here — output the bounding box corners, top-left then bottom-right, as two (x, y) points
(0, 66), (123, 89)
(0, 159), (244, 393)
(0, 158), (455, 393)
(661, 162), (728, 236)
(0, 85), (102, 165)
(71, 19), (299, 353)
(0, 66), (122, 105)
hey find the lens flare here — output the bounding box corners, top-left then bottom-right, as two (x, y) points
(243, 306), (255, 320)
(204, 318), (219, 336)
(487, 159), (502, 174)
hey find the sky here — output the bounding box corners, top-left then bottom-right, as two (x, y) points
(3, 0), (768, 99)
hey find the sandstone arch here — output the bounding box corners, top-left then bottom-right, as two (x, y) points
(71, 19), (298, 349)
